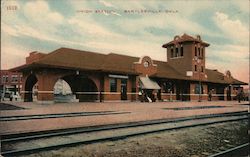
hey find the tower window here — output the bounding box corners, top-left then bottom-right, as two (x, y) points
(175, 47), (179, 57)
(201, 66), (204, 72)
(180, 47), (183, 56)
(201, 48), (204, 58)
(195, 47), (197, 56)
(198, 48), (200, 56)
(195, 65), (197, 71)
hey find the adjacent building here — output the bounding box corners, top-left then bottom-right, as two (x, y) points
(0, 70), (23, 97)
(11, 34), (247, 103)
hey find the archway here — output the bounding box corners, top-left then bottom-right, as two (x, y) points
(24, 74), (38, 102)
(54, 79), (73, 103)
(59, 75), (98, 102)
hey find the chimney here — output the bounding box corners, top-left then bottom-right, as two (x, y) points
(26, 51), (46, 64)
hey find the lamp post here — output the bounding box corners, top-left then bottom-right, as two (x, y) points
(194, 56), (202, 102)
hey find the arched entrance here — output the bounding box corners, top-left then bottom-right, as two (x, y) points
(59, 75), (98, 102)
(24, 74), (38, 102)
(54, 79), (73, 103)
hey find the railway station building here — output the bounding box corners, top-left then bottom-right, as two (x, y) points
(12, 34), (247, 103)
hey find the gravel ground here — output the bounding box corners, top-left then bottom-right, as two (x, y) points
(21, 120), (248, 157)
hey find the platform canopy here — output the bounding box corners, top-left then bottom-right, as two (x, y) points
(139, 76), (161, 90)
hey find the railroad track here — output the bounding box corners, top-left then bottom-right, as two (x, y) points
(0, 111), (130, 121)
(208, 143), (249, 157)
(1, 111), (248, 157)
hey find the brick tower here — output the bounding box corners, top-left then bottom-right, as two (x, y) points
(162, 34), (210, 80)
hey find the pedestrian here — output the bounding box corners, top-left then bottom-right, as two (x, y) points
(208, 90), (212, 101)
(138, 90), (143, 102)
(10, 92), (13, 101)
(237, 89), (242, 103)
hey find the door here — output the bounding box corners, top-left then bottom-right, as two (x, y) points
(121, 79), (127, 100)
(226, 86), (231, 101)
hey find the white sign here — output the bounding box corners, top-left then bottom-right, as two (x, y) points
(109, 74), (129, 79)
(186, 71), (193, 77)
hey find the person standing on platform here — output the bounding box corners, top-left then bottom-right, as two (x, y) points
(208, 90), (212, 101)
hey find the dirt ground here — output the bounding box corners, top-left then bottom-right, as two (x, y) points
(22, 120), (248, 157)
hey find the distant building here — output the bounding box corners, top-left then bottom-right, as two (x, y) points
(11, 34), (247, 103)
(0, 70), (23, 97)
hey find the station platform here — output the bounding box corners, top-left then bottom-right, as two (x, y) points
(0, 101), (248, 135)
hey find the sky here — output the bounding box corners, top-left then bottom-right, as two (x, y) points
(1, 0), (249, 83)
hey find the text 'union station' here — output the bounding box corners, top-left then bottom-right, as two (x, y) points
(12, 34), (246, 103)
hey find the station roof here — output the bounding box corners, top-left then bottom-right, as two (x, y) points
(162, 33), (210, 48)
(11, 47), (246, 85)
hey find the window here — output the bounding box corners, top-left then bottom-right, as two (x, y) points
(201, 48), (203, 56)
(194, 65), (197, 71)
(20, 75), (23, 82)
(11, 75), (18, 83)
(110, 78), (117, 92)
(180, 47), (183, 56)
(5, 76), (9, 83)
(201, 66), (204, 72)
(170, 48), (174, 58)
(195, 47), (197, 56)
(175, 47), (179, 57)
(198, 48), (200, 56)
(163, 82), (175, 93)
(195, 84), (203, 94)
(2, 76), (5, 83)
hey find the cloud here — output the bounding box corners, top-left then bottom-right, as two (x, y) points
(1, 23), (19, 37)
(68, 17), (115, 37)
(1, 43), (30, 69)
(99, 0), (115, 8)
(23, 1), (64, 27)
(206, 43), (249, 83)
(213, 12), (249, 44)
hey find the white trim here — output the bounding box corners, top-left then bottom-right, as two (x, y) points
(37, 91), (54, 94)
(160, 93), (230, 97)
(170, 56), (184, 59)
(161, 93), (175, 96)
(102, 92), (121, 95)
(21, 91), (33, 93)
(127, 92), (138, 95)
(75, 92), (100, 94)
(188, 94), (208, 96)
